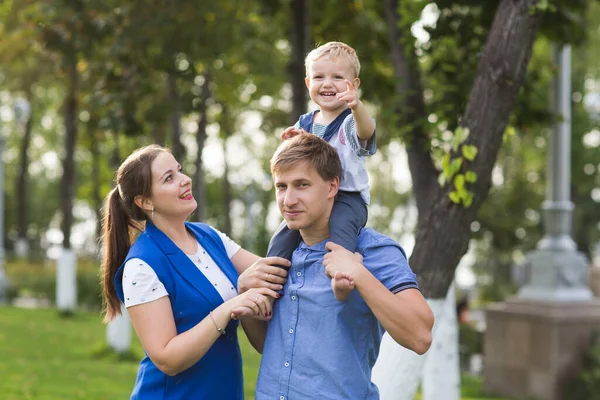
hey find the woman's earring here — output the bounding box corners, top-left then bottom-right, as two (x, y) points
(151, 207), (154, 220)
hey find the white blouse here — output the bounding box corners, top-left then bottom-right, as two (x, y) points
(122, 229), (241, 308)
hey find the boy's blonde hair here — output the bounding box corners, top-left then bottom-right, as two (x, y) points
(305, 41), (361, 78)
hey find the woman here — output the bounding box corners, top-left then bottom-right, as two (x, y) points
(100, 144), (290, 399)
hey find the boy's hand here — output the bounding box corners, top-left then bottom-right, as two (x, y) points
(336, 80), (360, 109)
(281, 126), (305, 140)
(323, 242), (364, 278)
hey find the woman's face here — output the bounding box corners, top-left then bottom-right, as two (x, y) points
(147, 151), (197, 220)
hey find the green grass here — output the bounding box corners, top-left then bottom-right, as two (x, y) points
(0, 306), (508, 400)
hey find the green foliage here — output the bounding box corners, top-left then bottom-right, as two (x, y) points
(459, 322), (482, 370)
(5, 257), (102, 311)
(529, 0), (557, 15)
(565, 332), (600, 400)
(0, 0), (599, 298)
(437, 127), (477, 208)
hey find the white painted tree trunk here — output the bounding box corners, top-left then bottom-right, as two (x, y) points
(422, 283), (460, 400)
(107, 305), (132, 353)
(372, 333), (426, 399)
(372, 283), (460, 400)
(14, 238), (29, 258)
(56, 249), (77, 312)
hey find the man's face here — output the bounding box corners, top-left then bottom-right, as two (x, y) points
(273, 160), (339, 233)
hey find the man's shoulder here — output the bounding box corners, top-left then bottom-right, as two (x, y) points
(357, 228), (406, 257)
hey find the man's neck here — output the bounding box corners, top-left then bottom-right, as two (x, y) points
(299, 226), (330, 247)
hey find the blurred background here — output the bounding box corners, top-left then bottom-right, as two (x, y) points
(1, 0), (600, 399)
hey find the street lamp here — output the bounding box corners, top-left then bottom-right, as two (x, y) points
(517, 45), (593, 301)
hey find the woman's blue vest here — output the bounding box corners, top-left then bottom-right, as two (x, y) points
(114, 222), (243, 400)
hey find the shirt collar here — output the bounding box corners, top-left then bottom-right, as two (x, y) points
(298, 237), (330, 252)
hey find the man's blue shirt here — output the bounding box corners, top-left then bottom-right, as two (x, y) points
(255, 228), (419, 400)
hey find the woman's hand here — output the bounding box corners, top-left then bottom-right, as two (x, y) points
(238, 256), (290, 294)
(226, 287), (280, 321)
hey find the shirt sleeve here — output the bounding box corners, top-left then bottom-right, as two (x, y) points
(362, 235), (419, 294)
(210, 227), (242, 258)
(342, 115), (377, 157)
(122, 258), (169, 307)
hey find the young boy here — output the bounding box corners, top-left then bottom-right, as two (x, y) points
(267, 41), (376, 301)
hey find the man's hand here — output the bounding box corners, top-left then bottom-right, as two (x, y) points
(281, 126), (306, 140)
(322, 241), (364, 279)
(336, 80), (361, 109)
(237, 256), (290, 294)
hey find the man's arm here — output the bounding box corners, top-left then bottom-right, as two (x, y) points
(230, 249), (289, 353)
(353, 271), (433, 354)
(323, 242), (433, 355)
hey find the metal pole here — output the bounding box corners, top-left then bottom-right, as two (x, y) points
(537, 45), (576, 252)
(517, 45), (593, 301)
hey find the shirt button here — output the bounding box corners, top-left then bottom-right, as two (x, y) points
(284, 361), (290, 367)
(296, 272), (302, 277)
(280, 397), (285, 400)
(291, 295), (296, 300)
(289, 328), (294, 334)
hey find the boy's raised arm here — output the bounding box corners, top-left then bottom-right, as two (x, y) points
(337, 79), (376, 141)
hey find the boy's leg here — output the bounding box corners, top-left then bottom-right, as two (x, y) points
(329, 191), (368, 253)
(266, 220), (301, 261)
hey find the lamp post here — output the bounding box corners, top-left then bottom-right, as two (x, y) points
(517, 45), (593, 301)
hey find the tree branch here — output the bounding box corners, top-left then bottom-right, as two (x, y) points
(385, 0), (439, 218)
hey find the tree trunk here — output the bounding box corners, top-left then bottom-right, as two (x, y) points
(373, 283), (459, 400)
(16, 103), (33, 252)
(152, 122), (166, 146)
(409, 0), (542, 297)
(289, 0), (310, 122)
(194, 72), (211, 222)
(385, 0), (439, 218)
(61, 55), (79, 250)
(222, 139), (232, 237)
(110, 131), (121, 171)
(421, 282), (460, 400)
(89, 121), (102, 239)
(167, 74), (185, 163)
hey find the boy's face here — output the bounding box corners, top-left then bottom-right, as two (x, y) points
(273, 160), (339, 233)
(305, 56), (360, 113)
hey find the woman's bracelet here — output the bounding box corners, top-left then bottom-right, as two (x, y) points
(209, 311), (226, 336)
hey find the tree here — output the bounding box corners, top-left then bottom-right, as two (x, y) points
(373, 0), (596, 398)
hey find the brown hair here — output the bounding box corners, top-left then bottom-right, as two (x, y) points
(100, 144), (170, 322)
(270, 133), (342, 182)
(305, 41), (361, 78)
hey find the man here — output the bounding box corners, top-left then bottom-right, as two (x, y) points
(255, 134), (434, 400)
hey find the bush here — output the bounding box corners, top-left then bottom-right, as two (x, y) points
(565, 332), (600, 400)
(5, 257), (102, 311)
(459, 322), (483, 371)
